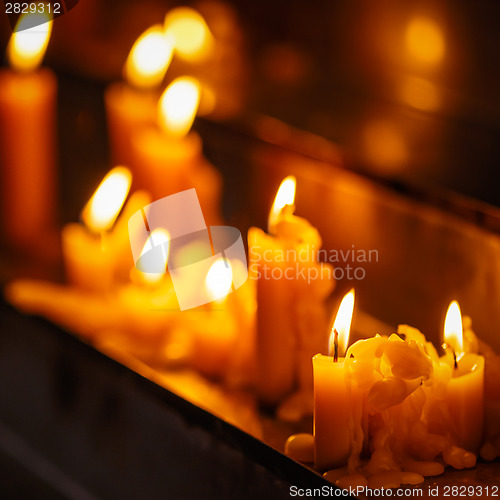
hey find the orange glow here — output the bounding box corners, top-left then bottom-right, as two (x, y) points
(124, 25), (173, 89)
(158, 77), (200, 138)
(82, 167), (132, 232)
(329, 289), (355, 358)
(268, 176), (296, 233)
(400, 76), (440, 111)
(139, 228), (170, 284)
(164, 7), (214, 62)
(205, 258), (233, 302)
(405, 17), (445, 65)
(363, 120), (408, 172)
(444, 300), (464, 357)
(8, 13), (52, 72)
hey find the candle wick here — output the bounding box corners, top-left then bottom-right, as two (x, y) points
(333, 328), (339, 363)
(453, 349), (458, 369)
(442, 342), (458, 369)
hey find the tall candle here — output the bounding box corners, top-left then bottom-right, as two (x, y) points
(131, 77), (222, 225)
(104, 25), (173, 168)
(0, 14), (56, 249)
(441, 301), (485, 454)
(249, 176), (334, 407)
(314, 290), (355, 471)
(62, 166), (132, 292)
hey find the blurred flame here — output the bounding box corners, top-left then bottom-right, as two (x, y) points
(268, 176), (296, 233)
(329, 289), (355, 357)
(444, 300), (464, 356)
(205, 258), (233, 302)
(405, 17), (445, 65)
(82, 167), (132, 232)
(140, 228), (170, 284)
(164, 7), (214, 62)
(400, 76), (440, 112)
(124, 25), (173, 89)
(8, 13), (52, 72)
(158, 77), (200, 138)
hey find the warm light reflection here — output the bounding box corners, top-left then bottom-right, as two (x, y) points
(205, 258), (233, 302)
(444, 300), (464, 356)
(164, 7), (214, 61)
(158, 77), (200, 138)
(8, 13), (52, 72)
(363, 120), (408, 172)
(82, 167), (132, 232)
(400, 76), (440, 112)
(329, 289), (355, 358)
(405, 17), (445, 65)
(268, 176), (296, 233)
(140, 228), (170, 284)
(124, 25), (173, 89)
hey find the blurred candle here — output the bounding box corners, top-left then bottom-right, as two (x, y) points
(188, 257), (237, 378)
(132, 77), (222, 224)
(313, 290), (355, 471)
(62, 167), (132, 292)
(0, 14), (56, 250)
(104, 25), (173, 168)
(248, 177), (334, 406)
(441, 301), (485, 453)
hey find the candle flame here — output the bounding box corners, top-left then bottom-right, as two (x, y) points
(205, 258), (233, 302)
(82, 167), (132, 233)
(158, 77), (200, 138)
(444, 300), (464, 356)
(329, 289), (355, 358)
(139, 228), (170, 284)
(164, 7), (213, 62)
(268, 176), (296, 233)
(124, 24), (174, 89)
(8, 13), (52, 72)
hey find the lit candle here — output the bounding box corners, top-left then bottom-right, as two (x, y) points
(131, 77), (222, 224)
(62, 166), (132, 292)
(248, 176), (334, 408)
(0, 13), (56, 250)
(440, 301), (485, 454)
(188, 257), (237, 378)
(104, 25), (173, 168)
(313, 290), (355, 471)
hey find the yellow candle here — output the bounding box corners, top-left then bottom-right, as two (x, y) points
(131, 77), (222, 225)
(0, 14), (56, 249)
(314, 290), (355, 471)
(62, 166), (132, 292)
(249, 176), (334, 406)
(104, 25), (173, 168)
(441, 301), (485, 453)
(188, 258), (237, 378)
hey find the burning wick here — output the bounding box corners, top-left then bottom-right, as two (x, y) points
(442, 342), (458, 369)
(333, 328), (339, 363)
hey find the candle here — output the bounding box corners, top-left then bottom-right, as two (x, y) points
(187, 257), (237, 378)
(248, 176), (334, 409)
(0, 13), (56, 250)
(440, 301), (485, 454)
(131, 77), (222, 224)
(313, 290), (355, 471)
(104, 25), (173, 168)
(62, 166), (132, 292)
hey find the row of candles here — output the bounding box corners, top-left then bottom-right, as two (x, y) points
(1, 9), (499, 493)
(0, 8), (222, 252)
